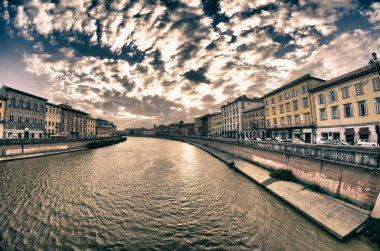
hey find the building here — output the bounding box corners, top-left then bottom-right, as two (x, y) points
(208, 112), (222, 137)
(154, 124), (170, 136)
(221, 95), (263, 139)
(0, 86), (47, 139)
(142, 128), (155, 136)
(310, 64), (380, 145)
(178, 123), (194, 136)
(263, 75), (325, 143)
(0, 95), (7, 138)
(242, 105), (265, 140)
(194, 114), (210, 136)
(110, 122), (117, 136)
(44, 103), (61, 138)
(59, 104), (87, 138)
(95, 118), (110, 137)
(86, 115), (96, 138)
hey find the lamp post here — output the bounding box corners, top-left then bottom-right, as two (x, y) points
(369, 52), (380, 145)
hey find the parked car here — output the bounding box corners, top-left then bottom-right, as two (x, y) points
(317, 139), (346, 145)
(357, 139), (378, 147)
(292, 138), (306, 144)
(8, 134), (18, 139)
(256, 137), (262, 141)
(265, 138), (273, 141)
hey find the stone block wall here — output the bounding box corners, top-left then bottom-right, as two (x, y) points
(177, 137), (380, 209)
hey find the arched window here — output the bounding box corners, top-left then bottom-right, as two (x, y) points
(18, 99), (23, 109)
(26, 101), (31, 110)
(33, 103), (37, 111)
(9, 97), (16, 107)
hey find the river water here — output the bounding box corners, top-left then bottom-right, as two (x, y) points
(0, 137), (372, 250)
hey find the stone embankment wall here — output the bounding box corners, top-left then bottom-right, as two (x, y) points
(0, 137), (119, 157)
(172, 136), (380, 209)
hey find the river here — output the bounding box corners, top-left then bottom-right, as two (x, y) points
(0, 137), (372, 250)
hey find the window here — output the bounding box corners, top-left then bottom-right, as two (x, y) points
(280, 104), (284, 113)
(291, 89), (298, 98)
(293, 100), (298, 111)
(342, 87), (350, 98)
(303, 97), (309, 109)
(281, 117), (285, 126)
(373, 77), (380, 91)
(284, 92), (289, 99)
(18, 99), (23, 109)
(26, 101), (30, 110)
(287, 116), (292, 125)
(273, 118), (277, 127)
(267, 119), (270, 127)
(265, 100), (268, 106)
(9, 97), (15, 107)
(358, 101), (367, 116)
(318, 94), (326, 104)
(33, 103), (37, 111)
(271, 97), (275, 104)
(305, 113), (310, 126)
(0, 103), (2, 108)
(272, 107), (276, 115)
(331, 106), (339, 119)
(279, 95), (282, 102)
(265, 109), (269, 115)
(286, 103), (291, 112)
(301, 85), (308, 94)
(9, 114), (14, 122)
(355, 83), (364, 95)
(343, 104), (353, 117)
(295, 114), (300, 124)
(376, 98), (380, 114)
(329, 91), (337, 101)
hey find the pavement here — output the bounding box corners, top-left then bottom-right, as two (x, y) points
(0, 148), (88, 162)
(190, 142), (370, 240)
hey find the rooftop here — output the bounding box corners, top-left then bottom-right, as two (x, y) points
(310, 64), (377, 92)
(263, 74), (325, 98)
(1, 85), (48, 101)
(221, 95), (262, 108)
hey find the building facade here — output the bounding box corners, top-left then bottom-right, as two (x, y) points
(45, 103), (61, 138)
(208, 112), (222, 137)
(86, 115), (96, 138)
(194, 114), (210, 136)
(0, 95), (6, 138)
(178, 123), (194, 136)
(95, 118), (110, 137)
(263, 75), (325, 143)
(59, 104), (87, 138)
(221, 95), (263, 139)
(0, 86), (47, 139)
(311, 65), (380, 145)
(243, 105), (266, 139)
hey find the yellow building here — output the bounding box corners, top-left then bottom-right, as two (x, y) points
(45, 103), (61, 138)
(311, 64), (380, 145)
(208, 112), (222, 137)
(86, 115), (96, 138)
(0, 95), (6, 138)
(263, 74), (325, 143)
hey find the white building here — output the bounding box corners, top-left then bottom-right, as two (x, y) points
(221, 95), (263, 138)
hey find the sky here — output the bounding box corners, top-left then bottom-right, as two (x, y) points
(0, 0), (380, 129)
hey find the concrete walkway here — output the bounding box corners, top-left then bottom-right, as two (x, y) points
(0, 148), (88, 162)
(191, 142), (370, 240)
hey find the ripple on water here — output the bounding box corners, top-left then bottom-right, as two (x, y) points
(0, 138), (374, 251)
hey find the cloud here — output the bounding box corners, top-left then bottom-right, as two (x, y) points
(183, 67), (210, 84)
(1, 0), (378, 128)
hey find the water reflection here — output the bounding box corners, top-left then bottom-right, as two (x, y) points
(0, 137), (372, 250)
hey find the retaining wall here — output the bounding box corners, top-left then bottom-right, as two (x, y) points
(172, 136), (380, 209)
(0, 137), (119, 157)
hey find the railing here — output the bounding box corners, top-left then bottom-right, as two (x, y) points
(0, 136), (121, 145)
(166, 136), (380, 169)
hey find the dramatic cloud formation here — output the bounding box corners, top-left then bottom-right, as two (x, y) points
(0, 0), (379, 128)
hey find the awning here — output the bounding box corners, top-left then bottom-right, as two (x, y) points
(358, 131), (370, 135)
(344, 131), (355, 136)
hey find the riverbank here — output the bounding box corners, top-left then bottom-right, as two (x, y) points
(184, 140), (370, 240)
(0, 137), (126, 162)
